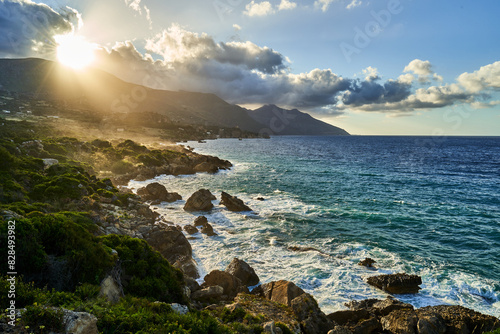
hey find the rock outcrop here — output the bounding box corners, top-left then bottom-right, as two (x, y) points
(193, 216), (217, 236)
(253, 280), (305, 307)
(291, 293), (334, 334)
(225, 258), (260, 286)
(137, 182), (182, 203)
(220, 191), (252, 212)
(202, 270), (248, 300)
(358, 258), (376, 268)
(366, 273), (422, 294)
(183, 189), (216, 211)
(62, 309), (98, 334)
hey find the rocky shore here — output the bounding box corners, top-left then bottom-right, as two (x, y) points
(0, 121), (499, 333)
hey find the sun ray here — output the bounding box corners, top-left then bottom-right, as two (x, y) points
(55, 34), (95, 70)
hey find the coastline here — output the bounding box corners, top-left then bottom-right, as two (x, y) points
(1, 120), (499, 333)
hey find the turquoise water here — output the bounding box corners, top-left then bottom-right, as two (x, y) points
(130, 136), (500, 316)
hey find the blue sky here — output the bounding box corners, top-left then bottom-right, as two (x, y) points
(2, 0), (500, 135)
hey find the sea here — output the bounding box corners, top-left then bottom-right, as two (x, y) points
(129, 136), (500, 317)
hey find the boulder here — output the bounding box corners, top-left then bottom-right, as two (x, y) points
(419, 305), (500, 334)
(220, 191), (252, 212)
(62, 310), (98, 334)
(263, 321), (278, 334)
(225, 258), (260, 286)
(345, 297), (414, 317)
(184, 189), (215, 211)
(327, 309), (371, 326)
(253, 280), (305, 307)
(137, 182), (182, 202)
(183, 225), (198, 235)
(202, 270), (248, 299)
(358, 258), (376, 268)
(170, 303), (189, 315)
(194, 162), (219, 173)
(193, 216), (209, 226)
(328, 326), (354, 334)
(191, 285), (224, 302)
(381, 309), (418, 334)
(144, 226), (192, 264)
(291, 293), (334, 334)
(173, 256), (200, 279)
(416, 310), (446, 334)
(98, 275), (122, 304)
(366, 273), (422, 294)
(200, 222), (217, 236)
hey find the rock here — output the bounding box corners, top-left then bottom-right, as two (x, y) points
(200, 222), (217, 236)
(358, 258), (376, 268)
(144, 226), (192, 264)
(419, 305), (500, 334)
(183, 225), (198, 234)
(170, 303), (189, 315)
(253, 280), (305, 307)
(193, 216), (209, 226)
(288, 245), (329, 256)
(366, 273), (422, 294)
(416, 310), (446, 334)
(225, 258), (260, 286)
(184, 276), (201, 294)
(98, 275), (122, 304)
(194, 162), (219, 173)
(327, 309), (371, 326)
(183, 189), (215, 211)
(191, 285), (224, 302)
(345, 297), (414, 317)
(220, 191), (252, 212)
(256, 197), (266, 201)
(62, 310), (98, 334)
(173, 256), (200, 279)
(42, 158), (59, 168)
(202, 270), (248, 299)
(328, 325), (354, 334)
(137, 182), (182, 202)
(291, 293), (334, 334)
(381, 309), (418, 334)
(263, 321), (277, 334)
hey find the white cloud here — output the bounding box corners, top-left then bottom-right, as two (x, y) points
(314, 0), (335, 12)
(362, 66), (379, 81)
(471, 100), (500, 109)
(404, 59), (442, 83)
(457, 61), (500, 93)
(278, 0), (297, 11)
(346, 0), (362, 9)
(124, 0), (152, 29)
(244, 1), (275, 17)
(233, 24), (242, 31)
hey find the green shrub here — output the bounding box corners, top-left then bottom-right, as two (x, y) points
(276, 322), (293, 334)
(0, 145), (15, 170)
(100, 235), (185, 304)
(21, 304), (64, 334)
(110, 160), (135, 174)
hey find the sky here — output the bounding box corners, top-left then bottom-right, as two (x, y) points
(1, 0), (499, 135)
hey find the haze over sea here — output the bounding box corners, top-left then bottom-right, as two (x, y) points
(130, 136), (500, 317)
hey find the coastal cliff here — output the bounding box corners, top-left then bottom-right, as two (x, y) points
(1, 119), (499, 333)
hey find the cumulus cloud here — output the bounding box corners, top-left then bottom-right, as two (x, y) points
(346, 0), (362, 9)
(314, 0), (335, 12)
(123, 0), (153, 29)
(244, 1), (274, 17)
(403, 59), (443, 83)
(362, 66), (379, 81)
(0, 0), (79, 57)
(457, 61), (500, 93)
(233, 24), (242, 31)
(278, 0), (297, 11)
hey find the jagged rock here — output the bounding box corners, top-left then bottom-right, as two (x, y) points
(327, 309), (371, 326)
(191, 285), (224, 302)
(288, 245), (329, 256)
(42, 158), (59, 168)
(253, 280), (305, 307)
(419, 305), (500, 334)
(170, 303), (189, 315)
(416, 309), (446, 334)
(381, 309), (418, 334)
(202, 270), (248, 300)
(220, 191), (252, 212)
(193, 216), (209, 226)
(184, 276), (201, 294)
(291, 293), (334, 334)
(358, 258), (376, 268)
(137, 182), (182, 202)
(366, 273), (422, 294)
(183, 225), (198, 234)
(345, 297), (414, 317)
(263, 321), (277, 334)
(173, 256), (199, 279)
(183, 189), (215, 211)
(144, 226), (192, 264)
(99, 275), (122, 304)
(225, 302), (244, 313)
(225, 258), (260, 286)
(62, 309), (98, 334)
(194, 162), (219, 173)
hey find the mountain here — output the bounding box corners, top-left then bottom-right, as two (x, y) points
(0, 58), (265, 133)
(247, 104), (349, 135)
(0, 58), (349, 136)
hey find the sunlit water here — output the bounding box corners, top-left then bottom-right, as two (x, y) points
(129, 136), (500, 317)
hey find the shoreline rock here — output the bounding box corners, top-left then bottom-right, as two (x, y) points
(367, 273), (422, 294)
(220, 191), (252, 212)
(183, 189), (216, 211)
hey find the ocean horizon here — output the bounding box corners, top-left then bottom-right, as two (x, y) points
(130, 135), (500, 317)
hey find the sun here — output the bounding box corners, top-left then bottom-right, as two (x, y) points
(55, 34), (95, 70)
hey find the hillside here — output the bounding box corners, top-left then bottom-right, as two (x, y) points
(248, 104), (349, 135)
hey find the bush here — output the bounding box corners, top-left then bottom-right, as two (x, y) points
(21, 304), (64, 334)
(100, 235), (185, 304)
(110, 160), (135, 174)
